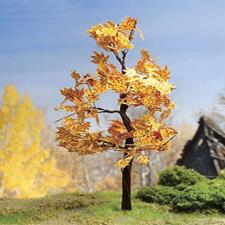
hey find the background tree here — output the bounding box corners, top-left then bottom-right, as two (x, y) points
(56, 17), (176, 210)
(196, 90), (225, 129)
(0, 85), (72, 198)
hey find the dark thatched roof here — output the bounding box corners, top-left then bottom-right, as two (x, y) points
(177, 116), (225, 177)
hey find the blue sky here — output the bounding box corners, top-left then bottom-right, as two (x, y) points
(0, 0), (225, 127)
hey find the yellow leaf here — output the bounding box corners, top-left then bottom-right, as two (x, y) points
(137, 155), (149, 164)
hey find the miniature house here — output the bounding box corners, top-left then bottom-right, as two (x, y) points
(177, 116), (225, 178)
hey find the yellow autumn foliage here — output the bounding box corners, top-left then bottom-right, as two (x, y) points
(0, 85), (71, 198)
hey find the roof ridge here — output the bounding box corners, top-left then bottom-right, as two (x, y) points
(200, 116), (225, 138)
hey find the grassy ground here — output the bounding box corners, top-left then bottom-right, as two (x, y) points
(0, 191), (225, 225)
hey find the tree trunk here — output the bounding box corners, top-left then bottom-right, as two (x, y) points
(121, 137), (134, 210)
(121, 153), (133, 210)
(119, 79), (134, 210)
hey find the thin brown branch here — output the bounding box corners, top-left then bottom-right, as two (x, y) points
(54, 113), (75, 123)
(55, 107), (120, 123)
(97, 139), (135, 152)
(94, 107), (120, 114)
(121, 50), (128, 65)
(158, 135), (176, 150)
(86, 83), (96, 108)
(135, 135), (176, 152)
(112, 51), (126, 71)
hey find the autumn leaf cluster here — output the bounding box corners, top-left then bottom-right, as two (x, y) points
(56, 17), (177, 168)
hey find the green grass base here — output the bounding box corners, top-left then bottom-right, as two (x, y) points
(0, 191), (224, 225)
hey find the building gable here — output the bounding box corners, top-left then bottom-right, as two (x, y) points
(177, 116), (225, 178)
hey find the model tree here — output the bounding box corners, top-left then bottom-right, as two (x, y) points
(56, 16), (176, 210)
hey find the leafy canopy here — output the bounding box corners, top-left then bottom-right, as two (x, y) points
(56, 17), (176, 168)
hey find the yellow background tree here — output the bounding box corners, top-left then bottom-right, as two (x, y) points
(0, 84), (71, 198)
(56, 16), (176, 210)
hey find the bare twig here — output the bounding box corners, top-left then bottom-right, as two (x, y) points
(121, 50), (128, 65)
(86, 83), (97, 108)
(54, 106), (120, 123)
(94, 107), (120, 114)
(54, 113), (75, 123)
(158, 135), (176, 151)
(112, 51), (126, 72)
(97, 139), (130, 151)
